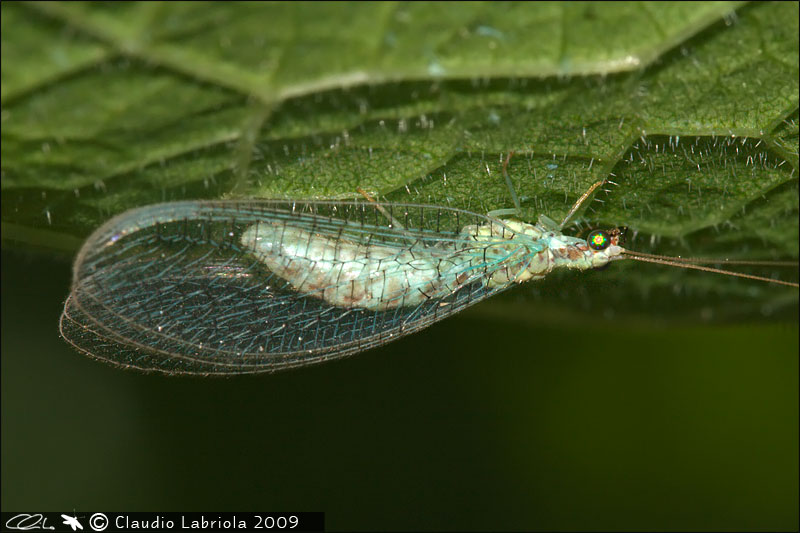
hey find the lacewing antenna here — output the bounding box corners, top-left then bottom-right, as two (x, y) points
(616, 249), (799, 267)
(618, 250), (799, 288)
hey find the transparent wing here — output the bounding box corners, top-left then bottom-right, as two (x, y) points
(60, 200), (543, 374)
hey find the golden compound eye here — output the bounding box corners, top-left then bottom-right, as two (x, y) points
(587, 230), (610, 251)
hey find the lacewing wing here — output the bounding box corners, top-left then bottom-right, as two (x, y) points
(60, 200), (541, 375)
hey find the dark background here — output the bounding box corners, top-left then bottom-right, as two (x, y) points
(2, 249), (797, 531)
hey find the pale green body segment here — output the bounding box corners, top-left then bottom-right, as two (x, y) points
(240, 215), (622, 311)
(240, 222), (465, 311)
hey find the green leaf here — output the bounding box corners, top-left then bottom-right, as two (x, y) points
(1, 1), (797, 321)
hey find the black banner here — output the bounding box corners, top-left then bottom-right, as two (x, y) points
(1, 512), (324, 533)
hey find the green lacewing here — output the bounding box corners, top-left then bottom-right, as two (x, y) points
(60, 161), (798, 374)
